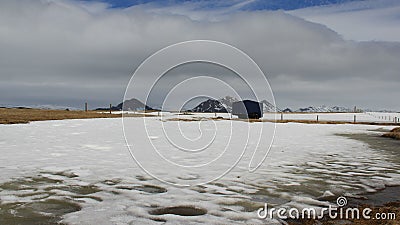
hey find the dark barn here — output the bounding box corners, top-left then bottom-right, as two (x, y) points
(232, 100), (263, 119)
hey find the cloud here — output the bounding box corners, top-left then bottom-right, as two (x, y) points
(0, 0), (399, 110)
(124, 0), (257, 21)
(289, 0), (400, 42)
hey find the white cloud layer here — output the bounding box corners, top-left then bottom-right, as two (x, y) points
(0, 0), (399, 110)
(289, 0), (400, 42)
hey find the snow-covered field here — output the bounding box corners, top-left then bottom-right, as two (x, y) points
(263, 112), (400, 123)
(0, 114), (399, 224)
(120, 111), (400, 123)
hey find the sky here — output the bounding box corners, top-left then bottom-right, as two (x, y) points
(0, 0), (399, 110)
(79, 0), (361, 10)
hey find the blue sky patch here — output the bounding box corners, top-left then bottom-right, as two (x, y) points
(81, 0), (363, 10)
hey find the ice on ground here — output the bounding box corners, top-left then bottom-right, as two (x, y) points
(0, 115), (399, 224)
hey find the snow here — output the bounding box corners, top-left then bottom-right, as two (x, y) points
(138, 111), (400, 124)
(0, 113), (399, 224)
(114, 111), (400, 124)
(263, 112), (400, 123)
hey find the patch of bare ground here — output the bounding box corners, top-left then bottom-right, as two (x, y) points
(0, 108), (155, 124)
(383, 127), (400, 140)
(166, 118), (201, 122)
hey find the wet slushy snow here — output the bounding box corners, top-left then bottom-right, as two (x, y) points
(0, 114), (399, 224)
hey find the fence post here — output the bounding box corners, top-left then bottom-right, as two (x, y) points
(281, 113), (283, 121)
(354, 115), (356, 123)
(317, 115), (319, 122)
(85, 102), (88, 112)
(109, 104), (112, 114)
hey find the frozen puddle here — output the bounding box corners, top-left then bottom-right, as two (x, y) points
(0, 118), (399, 224)
(0, 173), (86, 225)
(115, 184), (167, 194)
(149, 206), (207, 216)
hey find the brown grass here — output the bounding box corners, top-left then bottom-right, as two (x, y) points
(382, 127), (400, 140)
(391, 127), (400, 133)
(0, 108), (154, 124)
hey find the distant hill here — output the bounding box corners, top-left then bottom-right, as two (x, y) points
(294, 106), (352, 113)
(282, 108), (293, 113)
(0, 104), (80, 110)
(260, 100), (281, 112)
(190, 99), (228, 113)
(96, 98), (153, 111)
(118, 98), (153, 111)
(188, 97), (357, 114)
(218, 96), (238, 112)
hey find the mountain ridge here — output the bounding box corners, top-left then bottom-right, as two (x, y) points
(96, 98), (153, 111)
(94, 97), (384, 113)
(187, 97), (357, 113)
(189, 96), (280, 113)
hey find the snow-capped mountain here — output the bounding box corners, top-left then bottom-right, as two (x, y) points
(261, 100), (282, 112)
(362, 109), (396, 113)
(190, 96), (239, 113)
(218, 96), (238, 112)
(190, 99), (228, 113)
(188, 97), (354, 114)
(295, 105), (352, 113)
(189, 96), (282, 113)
